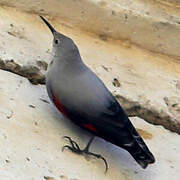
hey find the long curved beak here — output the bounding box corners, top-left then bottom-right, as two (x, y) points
(40, 16), (56, 35)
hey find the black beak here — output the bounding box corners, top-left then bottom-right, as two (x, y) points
(40, 16), (56, 34)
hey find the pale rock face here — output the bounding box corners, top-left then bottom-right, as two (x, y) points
(0, 70), (180, 180)
(0, 0), (180, 58)
(0, 6), (180, 133)
(0, 0), (180, 179)
(155, 0), (180, 7)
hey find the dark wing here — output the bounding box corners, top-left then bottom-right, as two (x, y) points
(63, 93), (143, 148)
(61, 92), (155, 168)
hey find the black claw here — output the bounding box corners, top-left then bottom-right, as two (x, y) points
(101, 156), (108, 173)
(88, 152), (108, 173)
(62, 145), (79, 153)
(63, 136), (80, 150)
(62, 136), (109, 173)
(63, 136), (76, 149)
(62, 145), (71, 152)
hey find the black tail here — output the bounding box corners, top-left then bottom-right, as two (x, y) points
(126, 140), (155, 168)
(95, 106), (156, 168)
(122, 116), (155, 168)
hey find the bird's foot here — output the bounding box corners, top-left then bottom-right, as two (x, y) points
(62, 136), (108, 173)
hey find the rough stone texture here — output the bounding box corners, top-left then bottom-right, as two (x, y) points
(0, 70), (180, 180)
(176, 80), (180, 89)
(114, 94), (180, 134)
(0, 59), (45, 84)
(164, 96), (180, 120)
(155, 0), (180, 7)
(0, 0), (180, 58)
(0, 0), (179, 179)
(0, 7), (179, 134)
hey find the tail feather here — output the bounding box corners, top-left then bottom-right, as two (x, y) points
(96, 111), (156, 168)
(123, 117), (155, 168)
(126, 141), (155, 168)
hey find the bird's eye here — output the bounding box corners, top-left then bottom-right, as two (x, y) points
(55, 39), (59, 44)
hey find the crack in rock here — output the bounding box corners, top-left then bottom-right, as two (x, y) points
(0, 58), (45, 85)
(36, 60), (48, 71)
(164, 96), (180, 120)
(44, 176), (57, 180)
(114, 94), (180, 134)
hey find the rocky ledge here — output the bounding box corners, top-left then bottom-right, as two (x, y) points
(0, 6), (179, 134)
(0, 69), (179, 180)
(0, 1), (179, 180)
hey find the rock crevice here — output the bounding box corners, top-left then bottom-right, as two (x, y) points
(115, 94), (180, 134)
(0, 59), (45, 84)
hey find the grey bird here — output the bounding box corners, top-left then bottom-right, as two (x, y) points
(40, 16), (155, 172)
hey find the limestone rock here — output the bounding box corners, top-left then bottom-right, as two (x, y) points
(0, 7), (179, 133)
(164, 96), (180, 120)
(0, 0), (180, 58)
(0, 70), (180, 180)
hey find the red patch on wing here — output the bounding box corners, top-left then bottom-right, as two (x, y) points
(52, 91), (68, 117)
(83, 123), (97, 132)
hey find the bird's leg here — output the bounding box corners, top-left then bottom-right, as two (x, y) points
(62, 136), (108, 173)
(83, 136), (94, 153)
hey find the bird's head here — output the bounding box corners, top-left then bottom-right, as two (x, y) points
(40, 16), (80, 62)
